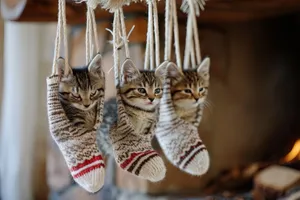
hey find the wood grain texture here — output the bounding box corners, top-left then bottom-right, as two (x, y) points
(2, 0), (300, 23)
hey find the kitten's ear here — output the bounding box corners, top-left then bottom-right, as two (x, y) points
(197, 57), (210, 80)
(155, 61), (183, 79)
(155, 61), (169, 79)
(56, 57), (66, 77)
(166, 62), (183, 78)
(121, 58), (140, 83)
(88, 53), (103, 75)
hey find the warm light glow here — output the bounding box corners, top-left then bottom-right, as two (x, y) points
(282, 139), (300, 163)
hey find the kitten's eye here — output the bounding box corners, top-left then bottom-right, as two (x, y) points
(137, 88), (147, 94)
(90, 90), (98, 96)
(154, 88), (161, 94)
(184, 89), (192, 94)
(199, 88), (205, 92)
(71, 93), (81, 99)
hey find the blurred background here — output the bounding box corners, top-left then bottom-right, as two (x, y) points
(0, 0), (300, 200)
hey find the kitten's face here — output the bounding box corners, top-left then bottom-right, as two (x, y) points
(58, 54), (105, 111)
(120, 59), (163, 111)
(171, 71), (208, 108)
(156, 58), (210, 109)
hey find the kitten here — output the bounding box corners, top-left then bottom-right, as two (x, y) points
(156, 58), (210, 127)
(120, 60), (163, 136)
(58, 54), (105, 129)
(97, 60), (163, 155)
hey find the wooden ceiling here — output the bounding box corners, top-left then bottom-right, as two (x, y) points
(1, 0), (300, 24)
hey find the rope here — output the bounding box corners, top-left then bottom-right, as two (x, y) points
(164, 0), (182, 70)
(190, 29), (196, 68)
(86, 5), (91, 64)
(61, 0), (70, 75)
(52, 0), (62, 75)
(153, 0), (160, 68)
(119, 8), (130, 59)
(189, 0), (201, 65)
(90, 8), (100, 54)
(113, 10), (121, 87)
(144, 1), (151, 70)
(52, 0), (71, 76)
(149, 1), (154, 70)
(183, 14), (192, 69)
(144, 0), (160, 70)
(164, 0), (173, 61)
(85, 3), (100, 64)
(171, 0), (182, 69)
(181, 0), (207, 69)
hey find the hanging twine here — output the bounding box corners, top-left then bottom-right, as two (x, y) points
(183, 14), (192, 69)
(172, 0), (182, 69)
(144, 0), (155, 70)
(86, 4), (100, 65)
(149, 1), (154, 70)
(90, 9), (100, 54)
(113, 10), (121, 87)
(107, 6), (134, 79)
(190, 0), (201, 66)
(119, 8), (130, 59)
(164, 0), (173, 62)
(153, 0), (160, 68)
(181, 0), (207, 69)
(164, 0), (182, 70)
(144, 2), (151, 70)
(86, 5), (92, 64)
(52, 0), (71, 76)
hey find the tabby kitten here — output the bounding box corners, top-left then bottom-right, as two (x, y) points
(120, 60), (163, 134)
(58, 54), (105, 129)
(97, 60), (163, 155)
(156, 58), (210, 126)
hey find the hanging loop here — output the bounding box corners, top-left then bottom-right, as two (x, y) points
(144, 0), (160, 70)
(52, 0), (71, 76)
(181, 0), (207, 69)
(86, 3), (100, 65)
(164, 0), (182, 70)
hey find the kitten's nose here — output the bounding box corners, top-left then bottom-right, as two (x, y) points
(84, 104), (90, 108)
(148, 98), (154, 102)
(195, 98), (199, 102)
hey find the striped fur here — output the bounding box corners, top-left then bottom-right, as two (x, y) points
(155, 62), (210, 176)
(108, 59), (166, 182)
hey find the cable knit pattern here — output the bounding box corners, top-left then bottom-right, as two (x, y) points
(46, 75), (105, 193)
(109, 91), (166, 182)
(155, 70), (210, 176)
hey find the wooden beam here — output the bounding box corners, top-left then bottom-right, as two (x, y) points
(2, 0), (300, 24)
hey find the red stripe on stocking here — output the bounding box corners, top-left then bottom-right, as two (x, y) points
(73, 163), (105, 178)
(120, 150), (155, 169)
(71, 155), (104, 172)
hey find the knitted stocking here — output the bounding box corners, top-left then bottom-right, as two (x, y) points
(109, 92), (166, 182)
(46, 75), (105, 193)
(155, 62), (210, 176)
